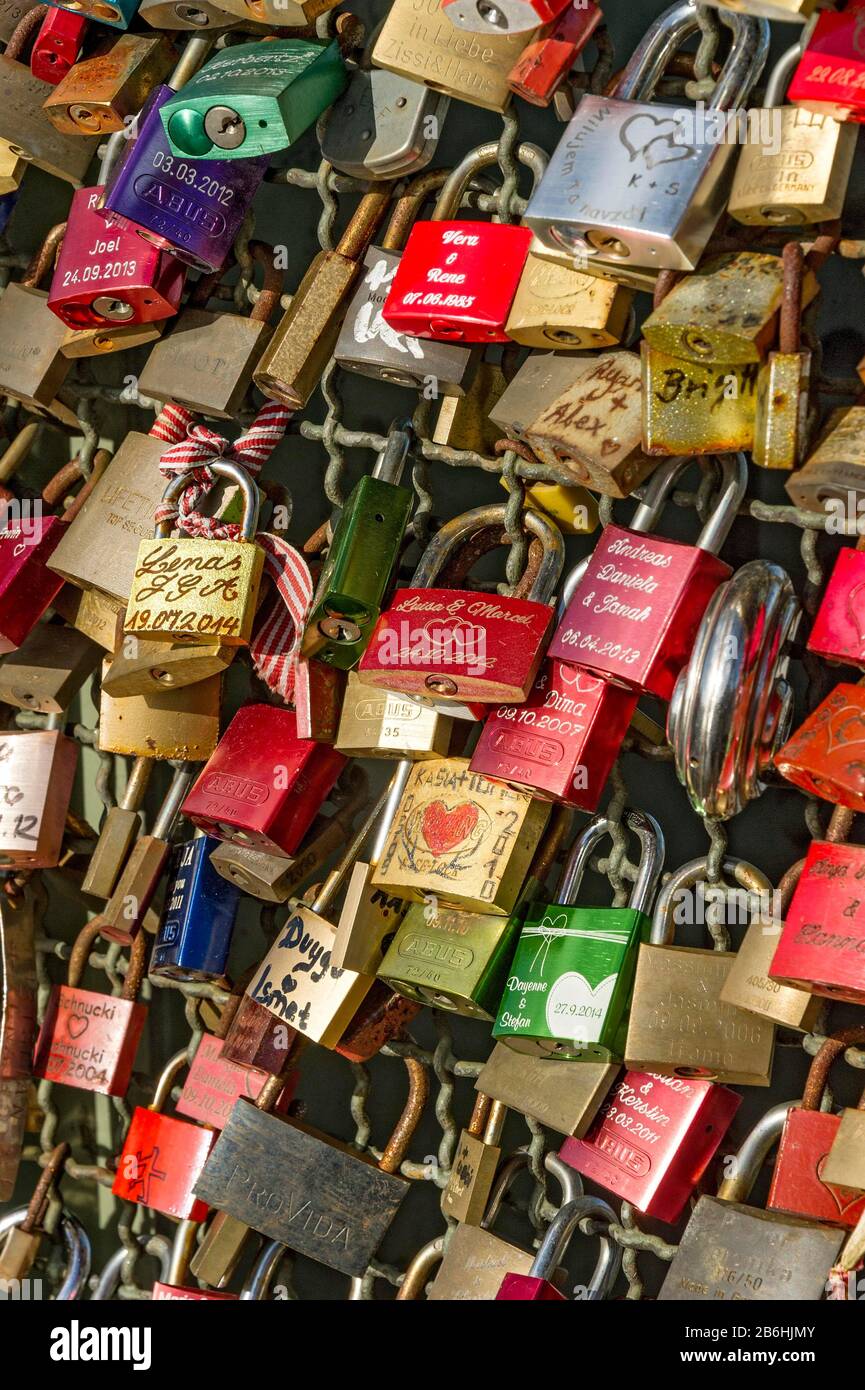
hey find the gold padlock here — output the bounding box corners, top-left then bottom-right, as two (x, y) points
(641, 343), (758, 456)
(335, 672), (452, 760)
(98, 660), (221, 760)
(43, 32), (175, 136)
(505, 253), (632, 350)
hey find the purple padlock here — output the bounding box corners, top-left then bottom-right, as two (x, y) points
(99, 86), (268, 272)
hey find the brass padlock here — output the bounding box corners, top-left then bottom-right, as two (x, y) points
(139, 242), (282, 418)
(476, 1041), (618, 1138)
(0, 226), (71, 415)
(138, 0), (240, 26)
(51, 583), (125, 652)
(254, 190), (391, 410)
(505, 253), (632, 350)
(0, 139), (25, 196)
(335, 671), (453, 760)
(441, 1095), (506, 1226)
(43, 32), (175, 136)
(753, 240), (812, 471)
(372, 0), (534, 112)
(0, 620), (101, 712)
(625, 855), (776, 1086)
(81, 755), (154, 900)
(431, 362), (507, 455)
(61, 320), (165, 359)
(641, 344), (758, 456)
(98, 659), (221, 760)
(785, 405), (865, 513)
(0, 8), (97, 184)
(331, 761), (412, 974)
(101, 635), (232, 699)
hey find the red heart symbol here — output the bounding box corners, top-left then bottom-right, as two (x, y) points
(816, 1153), (865, 1219)
(421, 801), (479, 858)
(66, 1013), (88, 1041)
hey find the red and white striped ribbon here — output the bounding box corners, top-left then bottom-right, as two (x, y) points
(148, 401), (313, 702)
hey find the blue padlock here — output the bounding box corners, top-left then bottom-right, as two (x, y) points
(151, 834), (241, 982)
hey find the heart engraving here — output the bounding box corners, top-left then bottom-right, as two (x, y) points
(845, 578), (865, 645)
(816, 1153), (865, 1220)
(421, 801), (479, 858)
(620, 112), (694, 169)
(66, 1013), (89, 1041)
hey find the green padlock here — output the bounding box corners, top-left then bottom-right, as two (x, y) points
(494, 810), (663, 1062)
(160, 40), (347, 160)
(302, 423), (414, 671)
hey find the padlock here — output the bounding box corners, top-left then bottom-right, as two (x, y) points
(668, 559), (800, 819)
(181, 704), (346, 857)
(101, 636), (232, 699)
(253, 189), (391, 410)
(151, 833), (241, 982)
(160, 38), (347, 159)
(0, 230), (72, 416)
(48, 185), (186, 330)
(427, 1150), (579, 1299)
(372, 0), (534, 112)
(176, 1017), (295, 1131)
(719, 854), (823, 1032)
(823, 1077), (865, 1195)
(43, 31), (175, 134)
(496, 1193), (620, 1302)
(331, 761), (412, 973)
(523, 0), (768, 271)
(0, 1203), (89, 1298)
(809, 538), (865, 669)
(659, 1101), (846, 1301)
(96, 761), (199, 944)
(321, 38), (449, 181)
(30, 7), (86, 84)
(0, 623), (100, 713)
(475, 1042), (619, 1138)
(498, 448), (598, 539)
(334, 975), (422, 1066)
(60, 317), (165, 358)
(494, 810), (664, 1060)
(113, 1051), (218, 1221)
(0, 1143), (73, 1283)
(0, 140), (25, 195)
(641, 344), (759, 456)
(81, 756), (154, 899)
(33, 922), (148, 1096)
(378, 803), (571, 1018)
(293, 655), (344, 744)
(51, 583), (125, 652)
(101, 81), (270, 272)
(139, 0), (239, 25)
(218, 991), (305, 1075)
(697, 0), (818, 21)
(358, 503), (564, 704)
(193, 1057), (425, 1277)
(518, 351), (654, 498)
(302, 425), (414, 670)
(124, 460), (264, 648)
(53, 0), (141, 28)
(151, 1220), (238, 1301)
(381, 140), (542, 344)
(208, 0), (338, 21)
(0, 8), (97, 185)
(335, 671), (453, 760)
(507, 1), (602, 106)
(767, 1028), (865, 1230)
(333, 171), (476, 395)
(775, 681), (865, 814)
(0, 720), (77, 868)
(431, 362), (508, 453)
(98, 664), (221, 760)
(441, 1094), (506, 1225)
(442, 0), (569, 35)
(549, 454), (747, 700)
(560, 1070), (741, 1224)
(624, 854), (777, 1086)
(471, 457), (691, 807)
(138, 242), (281, 418)
(505, 252), (632, 351)
(728, 37), (858, 226)
(768, 811), (865, 1006)
(0, 886), (38, 1201)
(788, 2), (865, 122)
(369, 755), (551, 916)
(785, 404), (865, 513)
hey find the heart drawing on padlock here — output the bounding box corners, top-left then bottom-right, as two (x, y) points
(545, 972), (616, 1043)
(65, 1013), (89, 1041)
(422, 801), (480, 857)
(845, 581), (865, 644)
(815, 1153), (865, 1221)
(619, 113), (694, 170)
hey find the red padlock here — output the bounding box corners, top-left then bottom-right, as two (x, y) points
(381, 143), (535, 344)
(182, 705), (347, 857)
(559, 1070), (741, 1224)
(769, 832), (865, 1005)
(113, 1051), (217, 1222)
(176, 1024), (296, 1130)
(442, 0), (571, 36)
(507, 0), (603, 106)
(548, 454), (747, 699)
(48, 185), (185, 330)
(775, 682), (865, 812)
(767, 1029), (865, 1230)
(807, 541), (865, 668)
(33, 921), (147, 1097)
(30, 7), (86, 85)
(358, 503), (564, 705)
(788, 3), (865, 123)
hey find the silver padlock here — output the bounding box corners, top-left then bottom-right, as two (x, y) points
(522, 0), (769, 271)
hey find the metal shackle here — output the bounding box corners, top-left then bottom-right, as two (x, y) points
(432, 139), (548, 221)
(371, 421), (414, 486)
(91, 1235), (172, 1299)
(667, 559), (800, 819)
(557, 810), (665, 917)
(764, 21), (818, 109)
(147, 1047), (189, 1113)
(616, 0), (769, 112)
(649, 854), (772, 947)
(693, 452), (747, 555)
(240, 1239), (287, 1300)
(411, 503), (565, 606)
(481, 1148), (584, 1231)
(156, 459), (261, 541)
(716, 1101), (795, 1203)
(0, 1207), (91, 1299)
(154, 762), (200, 839)
(528, 1194), (621, 1299)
